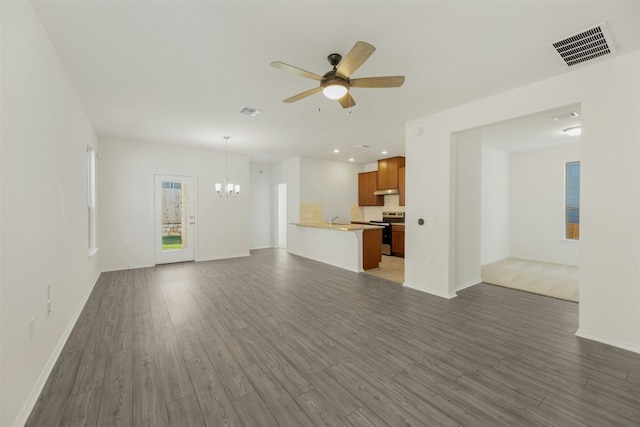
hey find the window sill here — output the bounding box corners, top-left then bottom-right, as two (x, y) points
(88, 247), (100, 257)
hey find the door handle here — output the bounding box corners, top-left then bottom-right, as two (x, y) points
(189, 222), (196, 225)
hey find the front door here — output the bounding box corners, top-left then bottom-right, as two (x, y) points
(154, 175), (196, 264)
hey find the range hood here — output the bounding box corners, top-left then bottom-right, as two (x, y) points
(374, 188), (399, 196)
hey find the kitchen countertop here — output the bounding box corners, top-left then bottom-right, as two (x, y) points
(293, 222), (385, 232)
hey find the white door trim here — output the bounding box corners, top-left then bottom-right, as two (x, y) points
(154, 174), (197, 264)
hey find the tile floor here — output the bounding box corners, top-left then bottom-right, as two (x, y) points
(364, 255), (404, 283)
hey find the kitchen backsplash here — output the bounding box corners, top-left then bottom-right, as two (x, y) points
(363, 194), (405, 221)
(350, 204), (365, 222)
(299, 203), (323, 223)
(303, 196), (404, 224)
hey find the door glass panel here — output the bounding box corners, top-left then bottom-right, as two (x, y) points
(161, 181), (189, 251)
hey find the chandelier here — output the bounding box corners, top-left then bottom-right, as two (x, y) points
(215, 136), (240, 197)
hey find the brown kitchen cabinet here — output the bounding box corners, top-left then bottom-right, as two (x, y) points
(358, 171), (384, 206)
(399, 166), (406, 206)
(392, 224), (405, 258)
(377, 156), (405, 190)
(362, 228), (383, 270)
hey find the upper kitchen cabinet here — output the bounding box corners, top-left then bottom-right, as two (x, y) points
(377, 156), (405, 190)
(399, 166), (406, 206)
(358, 171), (384, 206)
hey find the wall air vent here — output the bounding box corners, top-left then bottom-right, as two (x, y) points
(551, 21), (616, 67)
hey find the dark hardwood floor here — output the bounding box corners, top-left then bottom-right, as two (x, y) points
(27, 249), (640, 426)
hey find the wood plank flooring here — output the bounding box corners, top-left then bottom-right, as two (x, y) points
(27, 248), (640, 426)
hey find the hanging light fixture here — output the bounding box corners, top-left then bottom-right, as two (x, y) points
(215, 136), (240, 197)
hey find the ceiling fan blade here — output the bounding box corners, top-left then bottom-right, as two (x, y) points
(271, 61), (323, 81)
(336, 41), (376, 78)
(349, 76), (405, 88)
(283, 87), (322, 103)
(338, 92), (356, 109)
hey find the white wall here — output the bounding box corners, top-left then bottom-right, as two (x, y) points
(510, 144), (580, 266)
(1, 3), (101, 425)
(299, 157), (361, 222)
(453, 131), (482, 289)
(99, 138), (250, 271)
(406, 51), (640, 352)
(272, 156), (362, 249)
(481, 145), (510, 264)
(250, 162), (273, 249)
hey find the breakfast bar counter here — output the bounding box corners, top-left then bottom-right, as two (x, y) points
(288, 222), (383, 272)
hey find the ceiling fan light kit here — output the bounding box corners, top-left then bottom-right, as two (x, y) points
(322, 79), (349, 100)
(271, 41), (405, 109)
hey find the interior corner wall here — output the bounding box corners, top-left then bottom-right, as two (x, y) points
(510, 144), (581, 266)
(453, 131), (482, 290)
(406, 51), (640, 352)
(250, 162), (273, 249)
(481, 145), (510, 265)
(1, 3), (101, 426)
(98, 138), (250, 271)
(0, 2), (4, 423)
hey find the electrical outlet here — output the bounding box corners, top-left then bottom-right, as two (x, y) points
(428, 256), (435, 266)
(29, 317), (36, 338)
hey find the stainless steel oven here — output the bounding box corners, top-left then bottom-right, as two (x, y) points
(370, 212), (405, 256)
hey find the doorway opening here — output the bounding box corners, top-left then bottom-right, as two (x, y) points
(453, 103), (581, 302)
(277, 183), (287, 249)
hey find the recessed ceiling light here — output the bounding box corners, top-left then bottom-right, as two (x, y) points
(563, 125), (582, 136)
(348, 158), (355, 162)
(551, 111), (580, 121)
(381, 150), (388, 155)
(333, 149), (340, 153)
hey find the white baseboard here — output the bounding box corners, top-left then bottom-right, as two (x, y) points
(101, 263), (154, 272)
(197, 252), (251, 263)
(403, 282), (458, 299)
(575, 329), (640, 354)
(455, 279), (481, 292)
(14, 271), (101, 427)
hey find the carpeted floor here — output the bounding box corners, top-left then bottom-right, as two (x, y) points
(481, 257), (579, 302)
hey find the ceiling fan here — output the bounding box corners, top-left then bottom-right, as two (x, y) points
(271, 41), (405, 109)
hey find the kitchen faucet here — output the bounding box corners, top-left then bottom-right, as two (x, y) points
(329, 215), (339, 226)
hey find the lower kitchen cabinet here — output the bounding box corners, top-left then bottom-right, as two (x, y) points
(362, 228), (383, 269)
(392, 224), (405, 258)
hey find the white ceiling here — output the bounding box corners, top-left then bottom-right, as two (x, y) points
(465, 103), (582, 153)
(32, 1), (640, 164)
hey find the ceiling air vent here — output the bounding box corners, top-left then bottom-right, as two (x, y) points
(239, 107), (262, 117)
(551, 21), (616, 67)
